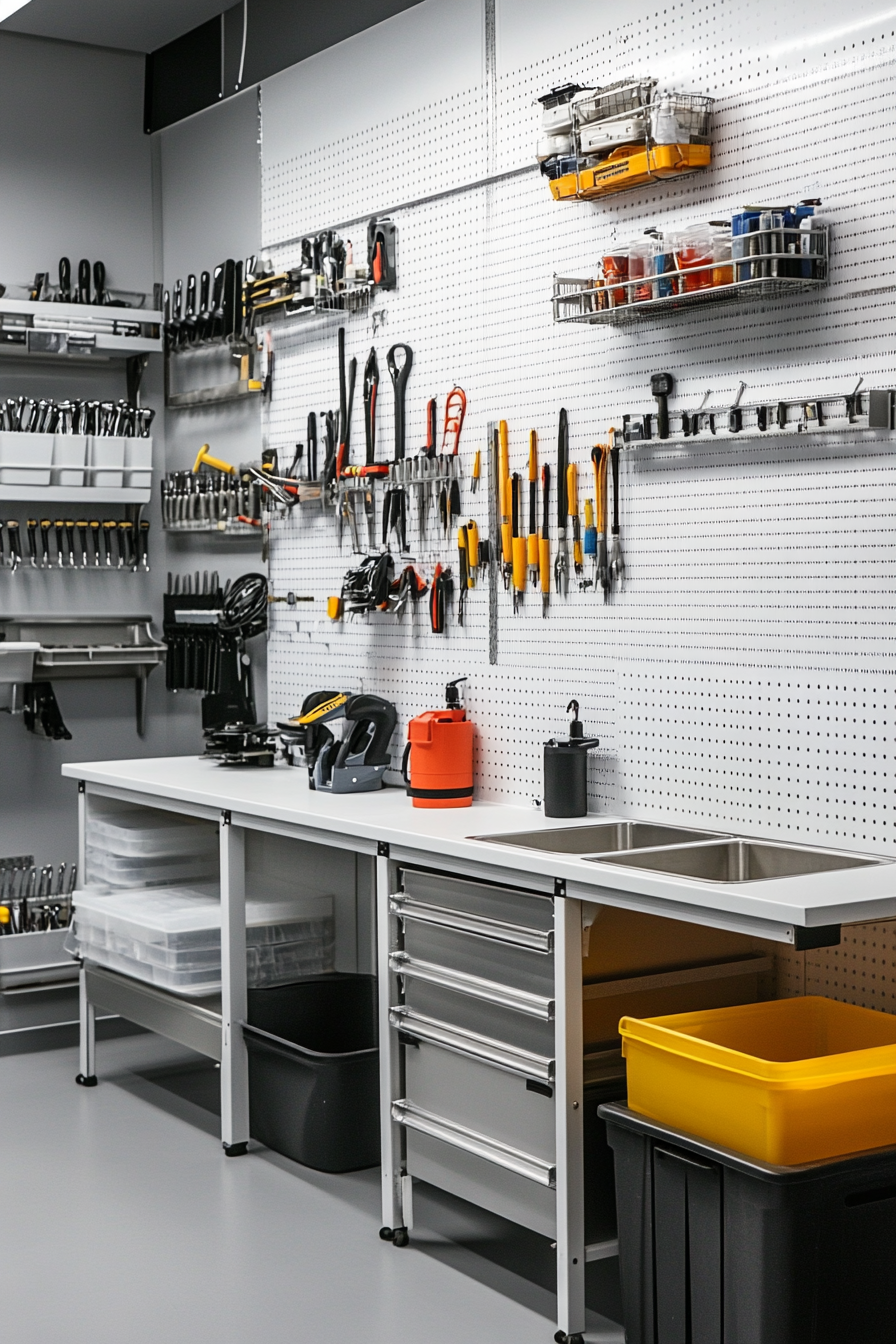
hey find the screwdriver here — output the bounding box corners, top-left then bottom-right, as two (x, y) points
(39, 519), (52, 569)
(584, 498), (597, 589)
(527, 431), (538, 587)
(567, 463), (583, 585)
(7, 521), (21, 572)
(592, 445), (610, 602)
(498, 421), (512, 591)
(457, 526), (468, 626)
(465, 520), (479, 587)
(26, 519), (37, 568)
(102, 519), (116, 566)
(471, 449), (480, 493)
(76, 521), (89, 567)
(539, 463), (551, 618)
(89, 519), (102, 566)
(55, 519), (66, 567)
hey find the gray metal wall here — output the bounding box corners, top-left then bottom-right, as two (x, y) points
(0, 36), (263, 867)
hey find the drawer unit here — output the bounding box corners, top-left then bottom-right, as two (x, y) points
(387, 866), (560, 1239)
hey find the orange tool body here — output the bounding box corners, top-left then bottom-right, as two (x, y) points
(527, 431), (538, 585)
(511, 472), (527, 610)
(442, 387), (467, 454)
(567, 462), (583, 583)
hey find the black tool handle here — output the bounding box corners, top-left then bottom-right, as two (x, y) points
(542, 463), (550, 540)
(308, 412), (317, 480)
(58, 257), (71, 303)
(655, 393), (669, 439)
(529, 479), (537, 537)
(78, 259), (91, 306)
(93, 261), (106, 306)
(338, 327), (347, 445)
(387, 345), (413, 461)
(345, 357), (357, 458)
(557, 409), (569, 525)
(511, 473), (519, 537)
(611, 443), (620, 535)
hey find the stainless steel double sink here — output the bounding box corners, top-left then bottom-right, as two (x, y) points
(473, 821), (888, 883)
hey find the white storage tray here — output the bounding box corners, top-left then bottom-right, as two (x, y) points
(85, 845), (217, 888)
(74, 938), (334, 996)
(86, 802), (217, 858)
(74, 914), (333, 969)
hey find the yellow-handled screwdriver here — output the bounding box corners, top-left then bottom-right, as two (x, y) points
(511, 472), (527, 612)
(465, 520), (479, 586)
(584, 497), (596, 591)
(527, 430), (538, 586)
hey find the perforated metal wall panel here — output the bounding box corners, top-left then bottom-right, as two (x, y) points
(258, 2), (896, 1003)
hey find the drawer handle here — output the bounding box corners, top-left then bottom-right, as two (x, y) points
(390, 1005), (554, 1082)
(390, 893), (553, 953)
(390, 951), (554, 1021)
(393, 1098), (556, 1188)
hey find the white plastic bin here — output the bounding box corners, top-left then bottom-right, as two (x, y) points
(0, 431), (54, 486)
(52, 434), (88, 487)
(124, 438), (152, 490)
(88, 435), (126, 488)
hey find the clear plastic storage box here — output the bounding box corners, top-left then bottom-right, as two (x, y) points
(86, 799), (218, 858)
(67, 883), (335, 996)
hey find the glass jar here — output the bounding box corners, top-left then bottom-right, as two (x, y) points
(674, 224), (714, 293)
(628, 237), (654, 303)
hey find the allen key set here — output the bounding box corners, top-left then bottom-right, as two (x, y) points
(0, 517), (150, 570)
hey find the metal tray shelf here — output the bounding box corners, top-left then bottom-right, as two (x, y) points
(0, 296), (163, 357)
(553, 272), (827, 326)
(166, 379), (263, 410)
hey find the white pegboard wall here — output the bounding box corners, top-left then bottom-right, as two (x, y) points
(259, 6), (896, 854)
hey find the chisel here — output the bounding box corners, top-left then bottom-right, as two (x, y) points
(498, 420), (512, 590)
(527, 431), (538, 586)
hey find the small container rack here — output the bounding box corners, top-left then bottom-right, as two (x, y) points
(553, 224), (829, 326)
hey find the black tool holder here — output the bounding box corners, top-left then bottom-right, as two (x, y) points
(163, 573), (267, 731)
(544, 699), (599, 817)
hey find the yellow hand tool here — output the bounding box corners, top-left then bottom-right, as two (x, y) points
(193, 444), (235, 475)
(457, 526), (469, 626)
(527, 430), (539, 586)
(592, 443), (609, 602)
(567, 462), (583, 584)
(539, 463), (551, 617)
(511, 473), (527, 611)
(465, 520), (479, 586)
(471, 449), (481, 493)
(498, 420), (512, 590)
(584, 497), (596, 590)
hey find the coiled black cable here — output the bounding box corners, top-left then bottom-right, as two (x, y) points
(218, 572), (267, 639)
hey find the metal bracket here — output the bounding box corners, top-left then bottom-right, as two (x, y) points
(377, 841), (390, 857)
(554, 878), (567, 899)
(78, 781), (85, 794)
(222, 810), (232, 826)
(794, 924), (841, 951)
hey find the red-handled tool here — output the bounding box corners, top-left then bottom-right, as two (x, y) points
(442, 387), (466, 454)
(363, 348), (378, 465)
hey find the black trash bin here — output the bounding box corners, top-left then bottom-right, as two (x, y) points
(601, 1101), (896, 1344)
(245, 973), (379, 1173)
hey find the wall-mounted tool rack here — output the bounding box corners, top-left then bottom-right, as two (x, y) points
(165, 339), (263, 410)
(553, 230), (829, 327)
(165, 378), (263, 410)
(0, 296), (163, 360)
(615, 383), (891, 449)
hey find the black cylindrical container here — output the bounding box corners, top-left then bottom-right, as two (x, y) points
(544, 742), (589, 817)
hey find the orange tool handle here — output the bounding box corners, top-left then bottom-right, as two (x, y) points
(512, 536), (528, 592)
(466, 521), (479, 580)
(566, 462), (578, 517)
(527, 532), (538, 567)
(539, 535), (550, 595)
(502, 520), (513, 564)
(498, 420), (509, 518)
(472, 450), (480, 485)
(528, 430), (537, 482)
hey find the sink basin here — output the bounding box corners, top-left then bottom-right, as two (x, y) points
(590, 838), (888, 883)
(473, 821), (726, 856)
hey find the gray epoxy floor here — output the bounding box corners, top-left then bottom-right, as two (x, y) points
(0, 1034), (625, 1344)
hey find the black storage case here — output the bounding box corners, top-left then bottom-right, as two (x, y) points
(245, 974), (379, 1173)
(601, 1102), (896, 1344)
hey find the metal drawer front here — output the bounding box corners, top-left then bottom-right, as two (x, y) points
(390, 951), (554, 1019)
(405, 1039), (555, 1162)
(404, 978), (555, 1057)
(404, 921), (554, 997)
(391, 894), (552, 953)
(393, 1099), (555, 1187)
(390, 1004), (554, 1082)
(401, 868), (553, 931)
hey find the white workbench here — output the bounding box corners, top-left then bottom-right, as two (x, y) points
(61, 755), (896, 1344)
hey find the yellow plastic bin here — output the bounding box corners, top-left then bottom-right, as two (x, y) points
(620, 995), (896, 1165)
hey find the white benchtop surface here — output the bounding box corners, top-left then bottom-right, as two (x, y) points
(63, 755), (896, 935)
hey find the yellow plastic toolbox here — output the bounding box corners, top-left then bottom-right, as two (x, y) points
(620, 995), (896, 1165)
(549, 142), (711, 201)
